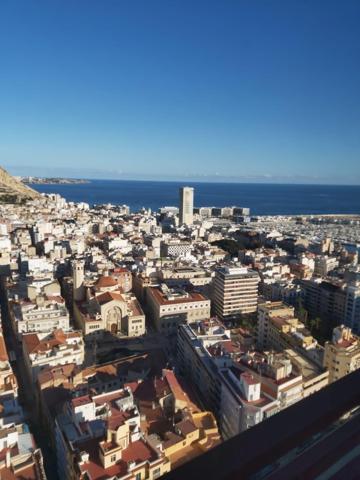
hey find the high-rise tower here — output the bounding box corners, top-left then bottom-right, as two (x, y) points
(179, 186), (194, 225)
(213, 266), (260, 320)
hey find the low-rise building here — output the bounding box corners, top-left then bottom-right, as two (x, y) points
(314, 255), (339, 277)
(22, 328), (84, 382)
(126, 368), (220, 469)
(0, 423), (46, 479)
(147, 285), (210, 333)
(12, 295), (70, 336)
(0, 328), (23, 428)
(55, 388), (171, 480)
(161, 240), (192, 257)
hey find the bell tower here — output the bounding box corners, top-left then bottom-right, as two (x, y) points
(73, 260), (85, 302)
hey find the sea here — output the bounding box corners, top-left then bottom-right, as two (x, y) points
(29, 180), (360, 216)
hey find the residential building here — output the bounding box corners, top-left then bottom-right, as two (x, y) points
(22, 328), (84, 382)
(126, 369), (220, 469)
(300, 278), (346, 327)
(324, 325), (360, 383)
(0, 423), (46, 479)
(344, 282), (360, 335)
(212, 266), (260, 320)
(0, 328), (23, 428)
(12, 295), (70, 336)
(257, 302), (329, 396)
(314, 255), (339, 277)
(55, 388), (171, 479)
(177, 320), (280, 439)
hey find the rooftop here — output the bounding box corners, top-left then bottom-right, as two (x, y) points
(149, 286), (207, 306)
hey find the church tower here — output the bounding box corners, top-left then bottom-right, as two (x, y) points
(73, 260), (85, 302)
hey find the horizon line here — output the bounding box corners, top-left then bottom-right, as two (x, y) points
(23, 176), (360, 187)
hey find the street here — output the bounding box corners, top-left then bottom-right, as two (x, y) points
(0, 276), (58, 480)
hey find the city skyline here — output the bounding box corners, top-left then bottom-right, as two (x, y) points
(1, 2), (360, 479)
(1, 1), (360, 184)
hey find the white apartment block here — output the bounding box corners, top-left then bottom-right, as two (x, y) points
(314, 255), (339, 277)
(212, 266), (260, 320)
(13, 295), (70, 336)
(177, 321), (279, 440)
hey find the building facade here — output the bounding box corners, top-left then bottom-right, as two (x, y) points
(324, 325), (360, 383)
(147, 284), (211, 333)
(179, 187), (194, 226)
(212, 266), (260, 320)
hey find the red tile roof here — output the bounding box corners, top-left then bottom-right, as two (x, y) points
(121, 439), (158, 464)
(0, 334), (8, 362)
(95, 276), (118, 288)
(71, 395), (92, 408)
(96, 291), (125, 305)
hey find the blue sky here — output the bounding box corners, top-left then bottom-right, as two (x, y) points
(0, 0), (360, 183)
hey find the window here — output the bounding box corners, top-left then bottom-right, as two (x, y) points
(153, 468), (161, 479)
(110, 454), (116, 462)
(135, 473), (141, 480)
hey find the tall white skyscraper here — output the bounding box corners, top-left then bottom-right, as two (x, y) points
(179, 186), (194, 225)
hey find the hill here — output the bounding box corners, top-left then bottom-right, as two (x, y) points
(0, 167), (41, 203)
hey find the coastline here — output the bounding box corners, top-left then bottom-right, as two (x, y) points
(28, 180), (360, 216)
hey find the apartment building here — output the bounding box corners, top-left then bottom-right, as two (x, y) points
(212, 266), (260, 320)
(55, 388), (171, 480)
(0, 329), (46, 479)
(177, 320), (281, 440)
(126, 369), (220, 469)
(314, 255), (339, 277)
(345, 282), (360, 335)
(0, 328), (23, 428)
(219, 367), (279, 439)
(12, 295), (70, 336)
(177, 319), (230, 417)
(257, 302), (295, 349)
(0, 423), (46, 479)
(257, 302), (329, 396)
(301, 278), (360, 335)
(300, 279), (346, 327)
(22, 328), (84, 382)
(324, 325), (360, 383)
(158, 266), (213, 288)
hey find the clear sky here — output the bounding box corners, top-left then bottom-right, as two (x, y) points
(1, 0), (360, 183)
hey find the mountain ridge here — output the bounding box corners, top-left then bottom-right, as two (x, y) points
(0, 166), (41, 202)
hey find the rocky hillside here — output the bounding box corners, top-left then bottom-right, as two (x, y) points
(0, 166), (41, 203)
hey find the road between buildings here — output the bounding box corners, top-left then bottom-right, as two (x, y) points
(0, 275), (58, 480)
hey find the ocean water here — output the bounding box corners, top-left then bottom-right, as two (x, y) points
(30, 180), (360, 216)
